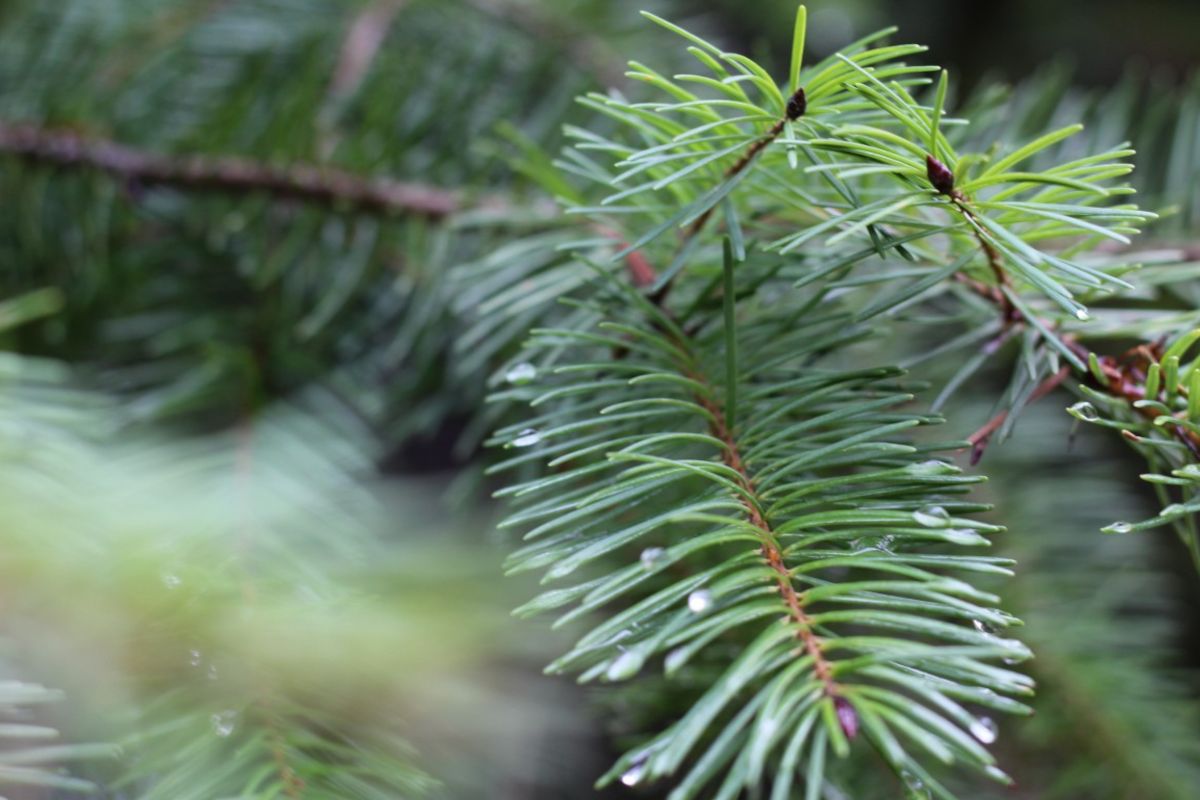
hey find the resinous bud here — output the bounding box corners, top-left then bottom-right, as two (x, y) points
(925, 154), (955, 195)
(786, 87), (807, 120)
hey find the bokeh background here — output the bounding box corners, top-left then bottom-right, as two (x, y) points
(0, 1), (1198, 798)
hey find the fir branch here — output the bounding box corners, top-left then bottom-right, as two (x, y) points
(0, 122), (464, 217)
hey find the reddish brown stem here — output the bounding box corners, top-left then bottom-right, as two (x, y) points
(690, 370), (838, 692)
(0, 122), (462, 218)
(658, 89), (807, 305)
(967, 366), (1070, 464)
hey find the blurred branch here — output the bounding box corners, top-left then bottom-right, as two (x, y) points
(327, 1), (409, 102)
(319, 0), (409, 157)
(466, 0), (626, 86)
(0, 122), (463, 218)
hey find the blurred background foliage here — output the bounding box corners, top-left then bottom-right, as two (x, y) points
(0, 0), (1197, 798)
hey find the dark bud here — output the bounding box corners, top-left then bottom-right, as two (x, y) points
(925, 154), (955, 195)
(786, 87), (807, 121)
(833, 696), (859, 740)
(970, 441), (986, 467)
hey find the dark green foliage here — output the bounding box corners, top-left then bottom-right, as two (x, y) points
(2, 2), (1200, 798)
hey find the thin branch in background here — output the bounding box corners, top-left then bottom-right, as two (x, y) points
(466, 0), (627, 87)
(968, 366), (1071, 464)
(0, 122), (465, 218)
(319, 0), (410, 158)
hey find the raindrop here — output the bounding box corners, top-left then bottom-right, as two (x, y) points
(640, 547), (666, 570)
(984, 765), (1014, 785)
(607, 649), (643, 681)
(210, 710), (237, 738)
(972, 619), (997, 635)
(942, 528), (986, 546)
(687, 589), (713, 614)
(907, 459), (956, 477)
(505, 362), (538, 386)
(1068, 401), (1099, 422)
(188, 649), (203, 667)
(1074, 308), (1090, 321)
(161, 572), (182, 590)
(1102, 521), (1134, 534)
(900, 769), (931, 800)
(620, 759), (646, 787)
(912, 505), (951, 528)
(206, 664), (219, 681)
(969, 716), (998, 744)
(511, 428), (543, 448)
(851, 536), (893, 554)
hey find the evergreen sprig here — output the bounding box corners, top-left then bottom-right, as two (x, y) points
(494, 5), (1173, 797)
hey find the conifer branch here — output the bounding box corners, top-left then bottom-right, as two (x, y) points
(0, 122), (464, 217)
(633, 238), (844, 709)
(687, 360), (841, 701)
(682, 87), (807, 242)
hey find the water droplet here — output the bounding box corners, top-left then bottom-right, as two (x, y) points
(851, 535), (893, 554)
(1102, 521), (1134, 534)
(969, 717), (998, 744)
(901, 769), (931, 800)
(206, 664), (219, 681)
(210, 710), (237, 738)
(640, 547), (666, 569)
(943, 528), (987, 546)
(607, 649), (643, 681)
(1068, 401), (1099, 422)
(912, 505), (951, 528)
(505, 362), (538, 385)
(1176, 464), (1200, 479)
(984, 765), (1014, 785)
(1074, 308), (1090, 321)
(620, 760), (646, 787)
(972, 619), (997, 635)
(511, 428), (542, 448)
(907, 459), (957, 477)
(188, 649), (203, 667)
(161, 572), (182, 589)
(687, 589), (713, 614)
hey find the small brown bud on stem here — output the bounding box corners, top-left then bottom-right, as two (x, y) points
(786, 87), (807, 121)
(925, 153), (955, 195)
(834, 696), (859, 739)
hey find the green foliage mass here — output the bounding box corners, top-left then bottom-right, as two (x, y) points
(0, 2), (1199, 799)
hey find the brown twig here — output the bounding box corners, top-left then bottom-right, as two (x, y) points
(618, 234), (846, 715)
(680, 88), (807, 244)
(691, 374), (840, 695)
(319, 0), (409, 158)
(967, 366), (1071, 464)
(0, 122), (463, 218)
(466, 0), (627, 87)
(927, 154), (1200, 460)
